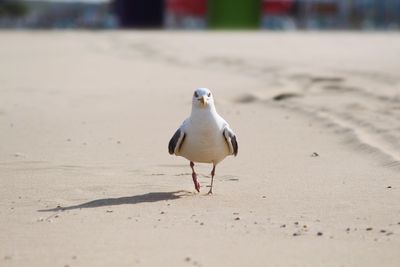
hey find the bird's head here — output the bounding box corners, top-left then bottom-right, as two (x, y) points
(192, 88), (214, 109)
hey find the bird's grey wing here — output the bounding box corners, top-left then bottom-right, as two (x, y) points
(223, 126), (238, 156)
(168, 128), (186, 155)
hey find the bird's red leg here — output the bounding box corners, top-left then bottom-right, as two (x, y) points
(208, 164), (216, 195)
(190, 161), (200, 192)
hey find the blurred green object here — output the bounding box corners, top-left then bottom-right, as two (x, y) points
(208, 0), (261, 29)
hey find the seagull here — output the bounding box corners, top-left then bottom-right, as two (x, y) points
(168, 88), (238, 194)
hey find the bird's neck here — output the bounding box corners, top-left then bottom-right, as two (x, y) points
(191, 105), (217, 118)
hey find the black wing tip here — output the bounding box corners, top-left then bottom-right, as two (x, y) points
(232, 135), (238, 156)
(168, 129), (183, 155)
(168, 139), (175, 154)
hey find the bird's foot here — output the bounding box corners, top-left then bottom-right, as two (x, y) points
(192, 173), (200, 192)
(194, 181), (201, 193)
(207, 189), (213, 195)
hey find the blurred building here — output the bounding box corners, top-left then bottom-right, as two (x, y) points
(208, 0), (261, 29)
(261, 0), (400, 30)
(165, 0), (400, 30)
(112, 0), (164, 28)
(0, 0), (399, 30)
(261, 0), (297, 29)
(349, 0), (400, 29)
(0, 1), (116, 29)
(165, 0), (206, 29)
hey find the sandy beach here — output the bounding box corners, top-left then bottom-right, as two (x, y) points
(0, 31), (399, 267)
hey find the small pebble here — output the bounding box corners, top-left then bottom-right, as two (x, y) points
(311, 152), (319, 157)
(346, 228), (350, 232)
(160, 211), (165, 214)
(292, 232), (300, 236)
(106, 210), (113, 213)
(380, 229), (386, 233)
(262, 196), (266, 198)
(317, 232), (323, 236)
(200, 222), (204, 226)
(366, 227), (373, 231)
(280, 224), (286, 228)
(294, 222), (299, 226)
(184, 257), (191, 262)
(387, 186), (392, 189)
(234, 217), (240, 221)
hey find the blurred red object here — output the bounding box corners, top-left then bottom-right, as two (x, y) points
(263, 0), (293, 15)
(166, 0), (206, 16)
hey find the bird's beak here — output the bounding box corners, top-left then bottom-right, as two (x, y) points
(199, 96), (207, 106)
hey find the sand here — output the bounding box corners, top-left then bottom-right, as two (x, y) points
(0, 31), (399, 267)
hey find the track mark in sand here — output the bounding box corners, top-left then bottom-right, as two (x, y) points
(235, 93), (259, 104)
(146, 173), (165, 177)
(235, 91), (302, 104)
(220, 175), (240, 182)
(337, 69), (399, 85)
(273, 92), (301, 101)
(261, 68), (400, 169)
(318, 111), (400, 165)
(0, 161), (124, 173)
(310, 76), (345, 83)
(174, 173), (192, 177)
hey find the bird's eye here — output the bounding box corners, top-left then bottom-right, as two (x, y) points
(207, 93), (211, 97)
(194, 91), (199, 97)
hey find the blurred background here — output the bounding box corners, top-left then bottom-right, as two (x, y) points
(0, 0), (399, 30)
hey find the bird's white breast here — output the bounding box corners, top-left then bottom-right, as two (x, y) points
(178, 111), (230, 164)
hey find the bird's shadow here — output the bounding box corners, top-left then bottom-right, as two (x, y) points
(38, 190), (192, 212)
